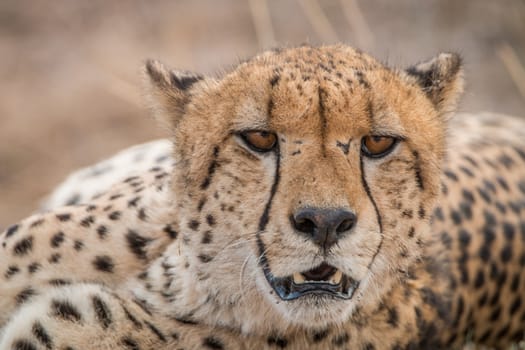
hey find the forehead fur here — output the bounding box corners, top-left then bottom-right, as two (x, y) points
(184, 45), (444, 155)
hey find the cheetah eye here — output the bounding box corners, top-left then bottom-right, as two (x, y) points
(361, 135), (397, 158)
(240, 130), (277, 153)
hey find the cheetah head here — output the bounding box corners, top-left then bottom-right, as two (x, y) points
(146, 45), (463, 330)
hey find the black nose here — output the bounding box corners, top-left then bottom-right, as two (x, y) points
(291, 208), (357, 250)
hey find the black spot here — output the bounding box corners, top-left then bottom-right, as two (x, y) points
(28, 262), (41, 274)
(518, 181), (525, 194)
(503, 222), (515, 241)
(477, 291), (488, 307)
(80, 216), (95, 228)
(174, 316), (198, 325)
(444, 170), (458, 181)
(490, 306), (502, 321)
(267, 335), (288, 348)
(138, 208), (148, 221)
(16, 287), (37, 305)
(387, 307), (399, 327)
(312, 329), (329, 342)
(97, 225), (108, 239)
(408, 227), (416, 238)
(48, 253), (61, 264)
(355, 70), (370, 88)
(495, 324), (511, 340)
(73, 240), (84, 251)
(478, 244), (490, 262)
(433, 207), (444, 221)
(5, 265), (20, 278)
(197, 198), (206, 211)
(498, 153), (514, 168)
(144, 321), (166, 342)
(126, 230), (151, 260)
(478, 330), (492, 343)
(12, 340), (38, 350)
(331, 332), (350, 346)
(132, 298), (153, 316)
(108, 211), (121, 220)
(509, 296), (522, 316)
(450, 210), (462, 225)
(51, 299), (82, 322)
(51, 232), (65, 248)
(163, 225), (178, 239)
(418, 206), (426, 219)
(49, 279), (71, 286)
(127, 196), (141, 208)
(201, 231), (213, 244)
(458, 229), (471, 248)
(198, 254), (213, 263)
(206, 215), (216, 227)
(336, 140), (350, 155)
(5, 224), (19, 238)
(500, 245), (512, 263)
(188, 220), (200, 231)
(32, 321), (53, 349)
(413, 151), (424, 190)
(203, 337), (224, 349)
(453, 295), (465, 326)
(56, 213), (71, 222)
(201, 146), (219, 189)
(496, 176), (510, 191)
(93, 255), (115, 273)
(90, 296), (112, 329)
(459, 202), (472, 220)
(13, 236), (33, 256)
(402, 209), (413, 219)
(484, 210), (497, 227)
(495, 201), (507, 214)
(461, 189), (475, 203)
(30, 218), (45, 228)
(364, 344), (376, 350)
(511, 273), (520, 292)
(270, 74), (280, 87)
(459, 166), (474, 177)
(122, 306), (143, 329)
(473, 269), (485, 288)
(477, 187), (492, 203)
(120, 336), (141, 350)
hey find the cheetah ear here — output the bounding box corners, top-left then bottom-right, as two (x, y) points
(144, 59), (204, 129)
(405, 53), (464, 115)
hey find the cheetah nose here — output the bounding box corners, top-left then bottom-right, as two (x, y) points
(291, 208), (357, 250)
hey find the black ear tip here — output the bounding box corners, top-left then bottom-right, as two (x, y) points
(169, 71), (203, 91)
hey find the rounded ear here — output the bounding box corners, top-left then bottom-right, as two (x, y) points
(405, 53), (464, 116)
(144, 59), (204, 129)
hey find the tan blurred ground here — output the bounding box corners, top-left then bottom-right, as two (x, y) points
(1, 0), (524, 228)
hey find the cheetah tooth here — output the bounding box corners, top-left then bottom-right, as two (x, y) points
(329, 270), (343, 284)
(292, 272), (306, 284)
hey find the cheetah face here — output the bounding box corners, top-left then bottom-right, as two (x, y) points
(146, 45), (463, 328)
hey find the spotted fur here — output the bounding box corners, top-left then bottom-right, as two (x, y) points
(1, 45), (524, 349)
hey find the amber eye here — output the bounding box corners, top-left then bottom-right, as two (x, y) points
(240, 130), (277, 152)
(361, 135), (397, 158)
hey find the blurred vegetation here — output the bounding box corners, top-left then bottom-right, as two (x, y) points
(0, 0), (524, 227)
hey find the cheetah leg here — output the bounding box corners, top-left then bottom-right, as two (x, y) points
(0, 283), (246, 350)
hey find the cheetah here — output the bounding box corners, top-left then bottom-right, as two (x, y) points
(1, 44), (525, 349)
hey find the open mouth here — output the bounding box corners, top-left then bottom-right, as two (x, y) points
(263, 262), (360, 301)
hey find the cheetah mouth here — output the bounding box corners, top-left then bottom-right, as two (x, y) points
(263, 262), (360, 301)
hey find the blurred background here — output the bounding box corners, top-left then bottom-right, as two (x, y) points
(1, 0), (524, 228)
